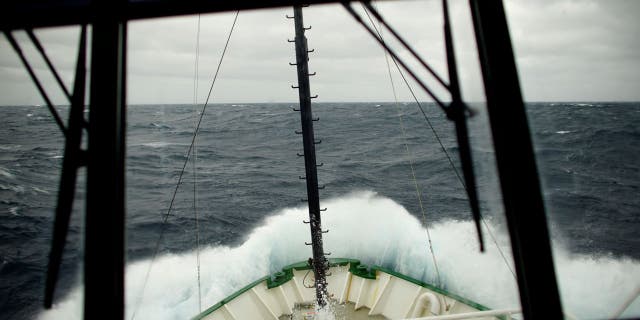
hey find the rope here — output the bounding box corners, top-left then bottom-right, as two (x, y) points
(192, 13), (203, 313)
(361, 4), (443, 288)
(130, 11), (240, 319)
(362, 3), (516, 280)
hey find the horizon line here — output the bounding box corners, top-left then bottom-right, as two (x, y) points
(2, 100), (640, 107)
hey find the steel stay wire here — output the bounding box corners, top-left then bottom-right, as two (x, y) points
(341, 2), (447, 111)
(130, 11), (239, 319)
(362, 1), (450, 91)
(192, 13), (203, 314)
(360, 2), (516, 278)
(361, 2), (444, 289)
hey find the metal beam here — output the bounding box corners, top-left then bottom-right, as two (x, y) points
(441, 0), (484, 252)
(44, 25), (87, 309)
(1, 0), (355, 31)
(84, 0), (127, 318)
(3, 32), (68, 135)
(468, 0), (563, 318)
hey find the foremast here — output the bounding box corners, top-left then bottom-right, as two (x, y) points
(290, 5), (329, 308)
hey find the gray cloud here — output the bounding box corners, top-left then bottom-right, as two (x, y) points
(0, 0), (638, 105)
(504, 0), (640, 101)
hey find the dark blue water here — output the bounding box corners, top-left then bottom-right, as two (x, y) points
(1, 102), (639, 319)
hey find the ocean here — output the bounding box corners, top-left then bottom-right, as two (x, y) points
(1, 102), (639, 319)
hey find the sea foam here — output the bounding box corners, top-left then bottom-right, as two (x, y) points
(38, 191), (640, 319)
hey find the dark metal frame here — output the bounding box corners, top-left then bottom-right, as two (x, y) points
(441, 0), (484, 252)
(1, 0), (350, 31)
(44, 25), (88, 308)
(343, 1), (486, 252)
(83, 1), (128, 318)
(468, 0), (563, 318)
(2, 0), (562, 319)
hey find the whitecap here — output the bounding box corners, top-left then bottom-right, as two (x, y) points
(149, 122), (171, 129)
(0, 167), (15, 179)
(556, 130), (571, 134)
(0, 144), (21, 151)
(8, 207), (19, 216)
(141, 141), (173, 148)
(32, 186), (51, 194)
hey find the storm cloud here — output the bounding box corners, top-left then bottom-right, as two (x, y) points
(0, 0), (638, 105)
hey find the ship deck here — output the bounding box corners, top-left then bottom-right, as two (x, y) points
(280, 302), (387, 320)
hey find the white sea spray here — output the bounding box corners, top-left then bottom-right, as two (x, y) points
(38, 191), (640, 320)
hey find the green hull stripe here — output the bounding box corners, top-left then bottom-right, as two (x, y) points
(193, 258), (491, 319)
(193, 275), (270, 320)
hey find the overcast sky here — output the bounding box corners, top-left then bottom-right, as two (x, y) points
(0, 0), (639, 105)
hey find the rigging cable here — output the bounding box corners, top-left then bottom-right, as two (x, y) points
(361, 3), (516, 279)
(130, 11), (240, 320)
(192, 13), (202, 313)
(341, 2), (446, 111)
(361, 4), (443, 288)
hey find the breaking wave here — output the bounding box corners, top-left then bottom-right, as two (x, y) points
(38, 191), (640, 319)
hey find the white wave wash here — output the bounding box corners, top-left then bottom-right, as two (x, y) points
(39, 191), (640, 319)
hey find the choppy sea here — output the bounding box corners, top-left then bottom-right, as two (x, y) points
(1, 102), (639, 319)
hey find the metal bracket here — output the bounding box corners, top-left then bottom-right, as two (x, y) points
(5, 31), (67, 136)
(26, 29), (71, 101)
